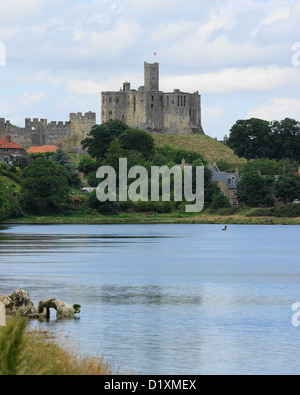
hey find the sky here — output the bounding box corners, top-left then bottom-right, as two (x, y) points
(0, 0), (299, 140)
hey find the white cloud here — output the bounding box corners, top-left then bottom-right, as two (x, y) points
(66, 79), (105, 96)
(0, 0), (67, 23)
(161, 66), (299, 94)
(202, 106), (225, 122)
(247, 98), (300, 121)
(17, 90), (48, 107)
(0, 0), (299, 140)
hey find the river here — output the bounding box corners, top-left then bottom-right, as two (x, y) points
(0, 224), (299, 375)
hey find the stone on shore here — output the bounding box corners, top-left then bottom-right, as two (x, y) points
(0, 302), (6, 326)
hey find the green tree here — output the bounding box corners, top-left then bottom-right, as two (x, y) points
(210, 189), (230, 209)
(227, 118), (273, 159)
(155, 145), (205, 165)
(237, 171), (274, 207)
(0, 179), (21, 221)
(271, 118), (300, 161)
(50, 150), (80, 187)
(118, 129), (155, 160)
(0, 180), (11, 221)
(81, 120), (129, 160)
(275, 174), (300, 204)
(88, 190), (119, 215)
(242, 158), (281, 176)
(78, 154), (97, 174)
(20, 158), (72, 215)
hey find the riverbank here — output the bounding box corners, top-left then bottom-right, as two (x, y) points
(3, 210), (300, 225)
(0, 317), (118, 375)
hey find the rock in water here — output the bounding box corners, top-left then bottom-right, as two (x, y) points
(37, 298), (81, 319)
(5, 289), (36, 317)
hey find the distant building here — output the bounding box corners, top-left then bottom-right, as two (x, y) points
(0, 135), (28, 165)
(210, 163), (239, 207)
(101, 62), (204, 135)
(27, 144), (61, 160)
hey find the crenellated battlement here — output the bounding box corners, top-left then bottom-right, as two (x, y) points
(0, 111), (97, 152)
(69, 111), (96, 122)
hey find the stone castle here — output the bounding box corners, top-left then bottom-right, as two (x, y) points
(101, 62), (204, 135)
(0, 62), (204, 152)
(0, 112), (96, 153)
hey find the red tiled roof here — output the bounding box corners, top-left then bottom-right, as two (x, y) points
(0, 138), (24, 150)
(27, 145), (59, 154)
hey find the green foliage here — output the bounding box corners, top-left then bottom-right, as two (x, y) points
(0, 178), (21, 221)
(227, 118), (300, 161)
(0, 180), (11, 221)
(0, 317), (27, 376)
(275, 174), (300, 204)
(0, 168), (22, 184)
(227, 118), (273, 160)
(11, 156), (30, 170)
(237, 171), (275, 207)
(88, 190), (119, 215)
(20, 158), (72, 215)
(242, 158), (298, 176)
(118, 129), (155, 160)
(87, 172), (98, 188)
(81, 120), (129, 160)
(210, 190), (230, 209)
(250, 203), (300, 218)
(78, 155), (97, 174)
(50, 150), (81, 187)
(155, 145), (206, 165)
(271, 118), (300, 161)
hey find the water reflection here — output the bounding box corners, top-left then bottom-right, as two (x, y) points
(98, 285), (202, 306)
(0, 224), (300, 375)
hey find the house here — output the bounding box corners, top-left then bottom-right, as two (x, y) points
(0, 135), (28, 166)
(210, 163), (239, 207)
(27, 144), (60, 159)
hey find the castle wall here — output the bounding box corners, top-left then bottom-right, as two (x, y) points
(0, 112), (96, 153)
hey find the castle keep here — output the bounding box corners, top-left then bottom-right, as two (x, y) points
(101, 62), (204, 135)
(0, 112), (96, 153)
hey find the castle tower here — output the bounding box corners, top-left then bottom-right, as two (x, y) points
(101, 62), (204, 135)
(144, 62), (159, 91)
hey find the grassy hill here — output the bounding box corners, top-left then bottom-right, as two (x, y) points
(0, 173), (21, 192)
(153, 134), (246, 167)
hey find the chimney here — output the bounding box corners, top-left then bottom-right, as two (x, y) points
(58, 140), (62, 150)
(5, 135), (11, 143)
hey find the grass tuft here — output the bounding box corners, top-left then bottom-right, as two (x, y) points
(0, 317), (118, 375)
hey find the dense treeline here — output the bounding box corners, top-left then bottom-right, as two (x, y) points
(226, 117), (300, 208)
(0, 118), (299, 220)
(80, 120), (220, 215)
(227, 118), (300, 161)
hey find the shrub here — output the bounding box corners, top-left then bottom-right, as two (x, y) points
(0, 317), (27, 375)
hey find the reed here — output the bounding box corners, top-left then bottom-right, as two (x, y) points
(0, 317), (117, 375)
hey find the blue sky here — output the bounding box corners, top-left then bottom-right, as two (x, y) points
(0, 0), (299, 140)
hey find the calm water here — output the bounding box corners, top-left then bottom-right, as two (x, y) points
(0, 224), (300, 375)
